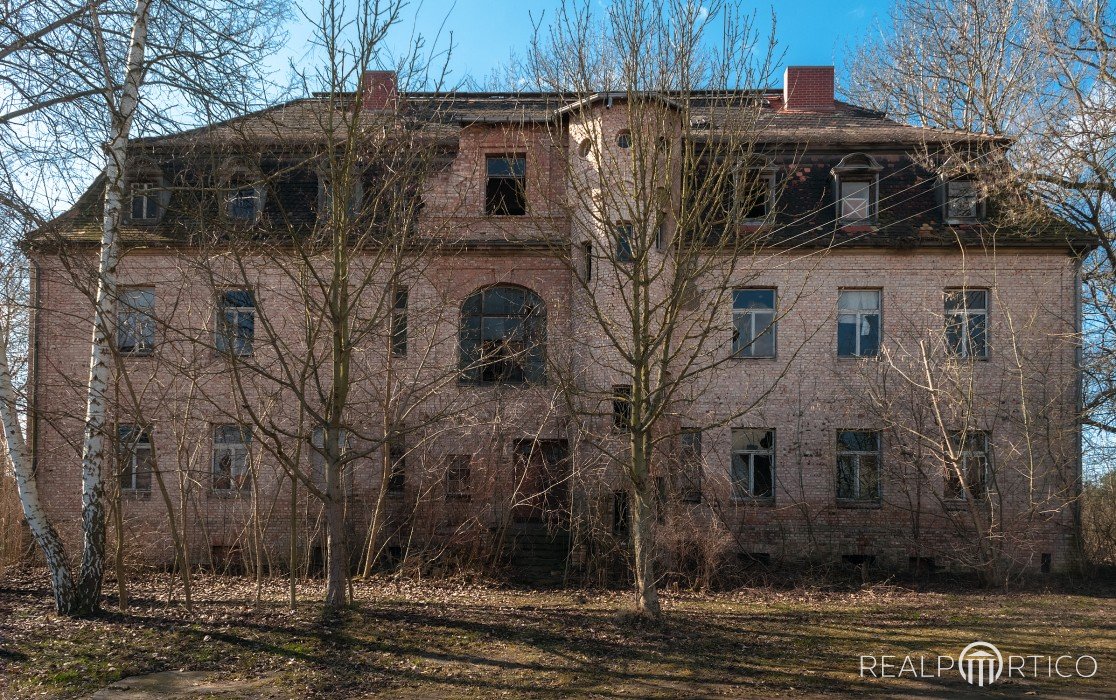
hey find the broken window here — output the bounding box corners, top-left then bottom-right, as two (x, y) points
(731, 428), (775, 500)
(459, 285), (546, 384)
(836, 430), (880, 502)
(213, 425), (251, 492)
(226, 186), (261, 221)
(946, 431), (990, 500)
(732, 289), (776, 357)
(612, 385), (632, 433)
(612, 490), (630, 535)
(392, 286), (408, 357)
(945, 180), (983, 221)
(615, 223), (634, 263)
(485, 155), (526, 215)
(388, 437), (406, 493)
(837, 289), (881, 357)
(677, 428), (703, 503)
(216, 289), (255, 356)
(118, 288), (155, 355)
(446, 454), (471, 500)
(944, 289), (988, 359)
(117, 425), (153, 493)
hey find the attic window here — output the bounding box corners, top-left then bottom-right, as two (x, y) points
(833, 153), (882, 224)
(130, 182), (161, 222)
(945, 180), (983, 222)
(616, 130), (632, 149)
(227, 186), (262, 221)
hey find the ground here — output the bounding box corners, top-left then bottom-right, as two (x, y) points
(0, 571), (1113, 698)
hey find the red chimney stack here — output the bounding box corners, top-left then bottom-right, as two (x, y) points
(361, 70), (398, 111)
(782, 66), (835, 112)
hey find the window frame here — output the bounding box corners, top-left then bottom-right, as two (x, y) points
(740, 169), (775, 222)
(731, 428), (776, 502)
(459, 285), (547, 385)
(677, 428), (703, 503)
(944, 179), (984, 223)
(129, 182), (162, 222)
(614, 222), (634, 263)
(212, 424), (252, 493)
(836, 430), (881, 504)
(117, 287), (156, 356)
(837, 288), (882, 358)
(732, 288), (777, 358)
(445, 454), (471, 501)
(391, 286), (408, 357)
(945, 430), (992, 501)
(387, 436), (406, 493)
(832, 153), (882, 225)
(226, 184), (263, 222)
(484, 154), (527, 216)
(117, 424), (153, 494)
(612, 384), (632, 433)
(944, 288), (989, 360)
(216, 289), (255, 357)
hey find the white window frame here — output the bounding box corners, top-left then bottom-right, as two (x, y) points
(947, 430), (991, 500)
(837, 289), (882, 358)
(731, 428), (775, 501)
(117, 288), (155, 355)
(213, 425), (251, 492)
(838, 179), (874, 222)
(216, 289), (255, 356)
(944, 288), (989, 359)
(118, 424), (153, 493)
(836, 430), (881, 502)
(130, 182), (161, 221)
(732, 288), (777, 358)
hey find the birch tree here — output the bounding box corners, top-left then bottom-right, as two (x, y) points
(0, 0), (285, 614)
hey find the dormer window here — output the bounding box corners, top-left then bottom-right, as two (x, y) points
(227, 186), (262, 221)
(318, 173), (363, 221)
(945, 180), (983, 222)
(833, 153), (882, 225)
(616, 130), (632, 149)
(130, 182), (161, 222)
(839, 180), (873, 221)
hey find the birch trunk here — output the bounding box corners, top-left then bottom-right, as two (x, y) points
(74, 0), (152, 615)
(0, 327), (78, 614)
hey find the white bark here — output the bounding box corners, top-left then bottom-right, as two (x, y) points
(76, 0), (152, 612)
(0, 324), (77, 613)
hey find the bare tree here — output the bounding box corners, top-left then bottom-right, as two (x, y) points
(521, 0), (795, 618)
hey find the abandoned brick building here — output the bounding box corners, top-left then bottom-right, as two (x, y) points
(27, 66), (1088, 581)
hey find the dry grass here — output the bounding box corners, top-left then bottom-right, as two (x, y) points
(0, 570), (1113, 698)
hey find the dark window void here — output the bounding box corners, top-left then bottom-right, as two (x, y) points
(612, 385), (632, 432)
(460, 286), (546, 384)
(485, 156), (526, 215)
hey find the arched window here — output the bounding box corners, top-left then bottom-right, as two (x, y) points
(460, 286), (546, 384)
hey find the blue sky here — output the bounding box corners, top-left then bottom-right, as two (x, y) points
(274, 0), (893, 90)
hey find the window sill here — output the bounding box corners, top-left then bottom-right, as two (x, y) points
(483, 212), (528, 218)
(944, 218), (984, 226)
(836, 499), (882, 509)
(836, 354), (881, 361)
(838, 223), (876, 232)
(121, 490), (152, 500)
(119, 351), (155, 359)
(729, 354), (777, 361)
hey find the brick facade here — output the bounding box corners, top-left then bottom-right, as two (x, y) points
(28, 69), (1084, 579)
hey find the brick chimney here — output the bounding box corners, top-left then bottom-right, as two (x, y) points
(782, 66), (835, 112)
(361, 70), (398, 111)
